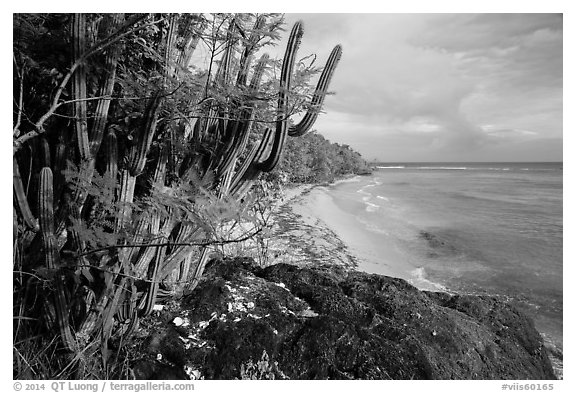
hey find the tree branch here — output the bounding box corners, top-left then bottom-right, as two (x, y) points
(13, 58), (25, 137)
(13, 14), (154, 155)
(73, 225), (264, 258)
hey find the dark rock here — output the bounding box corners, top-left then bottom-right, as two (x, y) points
(132, 257), (556, 380)
(419, 230), (458, 256)
(132, 360), (189, 380)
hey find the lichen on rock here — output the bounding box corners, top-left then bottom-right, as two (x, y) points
(130, 257), (556, 380)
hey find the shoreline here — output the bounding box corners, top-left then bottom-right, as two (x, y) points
(277, 182), (442, 290)
(266, 181), (563, 379)
(265, 183), (359, 269)
(218, 180), (360, 269)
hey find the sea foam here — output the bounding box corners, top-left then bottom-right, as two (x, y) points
(365, 202), (380, 212)
(408, 267), (447, 292)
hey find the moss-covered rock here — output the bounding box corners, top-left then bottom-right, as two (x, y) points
(131, 257), (555, 380)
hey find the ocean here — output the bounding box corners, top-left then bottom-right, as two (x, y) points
(299, 162), (563, 374)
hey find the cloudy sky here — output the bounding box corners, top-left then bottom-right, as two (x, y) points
(277, 14), (563, 162)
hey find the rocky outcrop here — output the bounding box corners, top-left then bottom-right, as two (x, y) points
(131, 257), (555, 380)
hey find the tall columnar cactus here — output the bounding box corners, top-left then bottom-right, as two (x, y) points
(128, 95), (163, 177)
(14, 157), (37, 231)
(216, 52), (270, 182)
(137, 244), (165, 317)
(90, 14), (124, 157)
(53, 138), (67, 202)
(289, 44), (343, 137)
(176, 14), (204, 74)
(256, 21), (303, 172)
(38, 167), (77, 351)
(105, 130), (118, 183)
(72, 13), (90, 162)
(13, 14), (342, 358)
(223, 23), (342, 200)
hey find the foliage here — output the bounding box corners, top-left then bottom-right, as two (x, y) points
(275, 130), (371, 184)
(13, 12), (343, 378)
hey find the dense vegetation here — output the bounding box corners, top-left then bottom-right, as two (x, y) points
(275, 130), (370, 184)
(12, 13), (368, 379)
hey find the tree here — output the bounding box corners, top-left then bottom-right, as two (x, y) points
(274, 130), (370, 184)
(13, 13), (342, 377)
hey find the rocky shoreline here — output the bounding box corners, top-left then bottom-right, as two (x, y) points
(132, 257), (555, 380)
(128, 184), (557, 380)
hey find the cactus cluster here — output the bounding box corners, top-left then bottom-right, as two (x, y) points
(13, 13), (342, 354)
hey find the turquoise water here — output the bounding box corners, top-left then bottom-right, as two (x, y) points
(322, 162), (563, 370)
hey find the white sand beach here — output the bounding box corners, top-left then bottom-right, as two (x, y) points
(287, 186), (446, 291)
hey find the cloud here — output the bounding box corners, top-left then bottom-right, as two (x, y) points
(280, 14), (562, 161)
